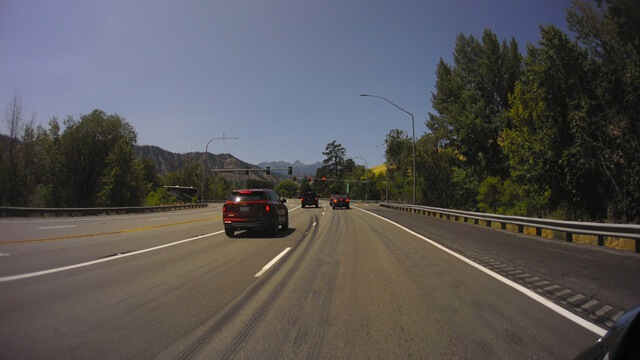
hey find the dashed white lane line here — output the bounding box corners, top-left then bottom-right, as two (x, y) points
(0, 253), (10, 257)
(255, 247), (291, 277)
(38, 225), (75, 230)
(355, 207), (608, 337)
(0, 231), (224, 283)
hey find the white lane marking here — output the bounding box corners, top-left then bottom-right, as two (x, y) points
(38, 225), (76, 230)
(255, 247), (291, 277)
(355, 207), (608, 337)
(0, 253), (10, 257)
(1, 208), (211, 224)
(149, 217), (169, 221)
(0, 231), (225, 283)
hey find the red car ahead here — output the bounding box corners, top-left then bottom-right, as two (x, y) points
(331, 195), (350, 209)
(223, 189), (289, 237)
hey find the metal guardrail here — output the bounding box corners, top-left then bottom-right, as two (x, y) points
(380, 202), (640, 253)
(0, 203), (209, 217)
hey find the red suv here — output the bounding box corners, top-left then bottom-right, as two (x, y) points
(223, 189), (289, 237)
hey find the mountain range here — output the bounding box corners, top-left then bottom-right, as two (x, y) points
(134, 145), (321, 182)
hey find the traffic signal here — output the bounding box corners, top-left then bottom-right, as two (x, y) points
(288, 166), (292, 175)
(266, 167), (270, 175)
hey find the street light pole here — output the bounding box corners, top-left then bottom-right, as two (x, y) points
(361, 94), (416, 204)
(350, 156), (369, 201)
(376, 142), (388, 202)
(202, 134), (238, 203)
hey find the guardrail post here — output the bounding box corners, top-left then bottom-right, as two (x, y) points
(464, 216), (468, 223)
(474, 218), (479, 225)
(597, 235), (604, 247)
(536, 227), (542, 237)
(518, 224), (524, 233)
(566, 232), (573, 242)
(486, 220), (492, 228)
(500, 222), (506, 230)
(635, 239), (639, 253)
(446, 214), (451, 220)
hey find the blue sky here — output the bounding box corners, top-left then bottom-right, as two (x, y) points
(1, 0), (572, 167)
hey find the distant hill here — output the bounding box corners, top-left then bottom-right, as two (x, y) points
(135, 145), (279, 184)
(257, 160), (322, 177)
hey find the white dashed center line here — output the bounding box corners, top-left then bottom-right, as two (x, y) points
(38, 225), (75, 230)
(255, 247), (291, 277)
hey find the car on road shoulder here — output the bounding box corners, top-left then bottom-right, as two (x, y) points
(300, 192), (319, 208)
(331, 195), (350, 209)
(223, 189), (289, 237)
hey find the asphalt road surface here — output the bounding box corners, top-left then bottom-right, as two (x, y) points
(1, 201), (638, 359)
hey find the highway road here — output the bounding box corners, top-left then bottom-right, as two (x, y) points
(1, 201), (638, 359)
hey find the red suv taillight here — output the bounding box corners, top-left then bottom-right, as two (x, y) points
(346, 199), (349, 202)
(265, 204), (270, 212)
(223, 205), (227, 212)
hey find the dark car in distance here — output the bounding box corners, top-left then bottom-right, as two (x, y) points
(331, 195), (350, 209)
(223, 189), (289, 237)
(300, 192), (319, 208)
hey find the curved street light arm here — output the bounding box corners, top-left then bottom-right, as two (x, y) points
(360, 94), (416, 204)
(202, 134), (239, 203)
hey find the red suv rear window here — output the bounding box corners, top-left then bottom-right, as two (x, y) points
(228, 192), (267, 202)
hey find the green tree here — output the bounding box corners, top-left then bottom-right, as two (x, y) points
(500, 25), (590, 217)
(566, 0), (640, 222)
(319, 141), (354, 179)
(163, 156), (202, 190)
(384, 129), (414, 203)
(59, 110), (138, 207)
(315, 140), (355, 196)
(416, 133), (460, 208)
(274, 179), (300, 198)
(96, 138), (147, 207)
(427, 29), (523, 209)
(429, 29), (522, 179)
(208, 175), (236, 201)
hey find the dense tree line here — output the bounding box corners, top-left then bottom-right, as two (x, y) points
(0, 108), (240, 207)
(387, 0), (639, 222)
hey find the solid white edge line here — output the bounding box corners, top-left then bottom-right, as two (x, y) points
(355, 207), (608, 337)
(255, 247), (291, 277)
(0, 231), (225, 283)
